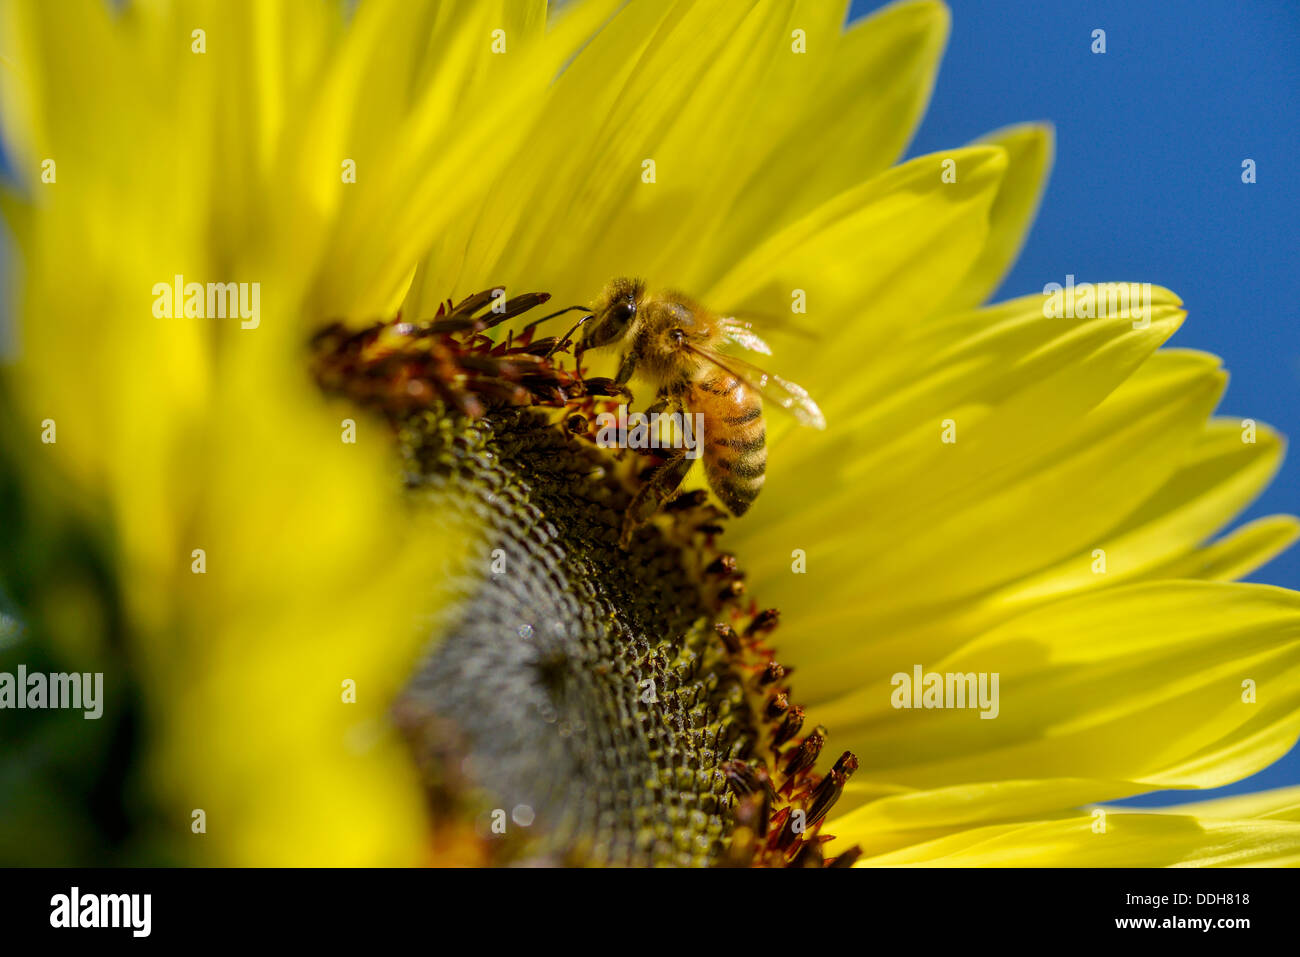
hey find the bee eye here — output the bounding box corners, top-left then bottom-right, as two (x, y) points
(581, 296), (636, 350)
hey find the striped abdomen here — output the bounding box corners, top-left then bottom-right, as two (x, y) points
(692, 372), (766, 515)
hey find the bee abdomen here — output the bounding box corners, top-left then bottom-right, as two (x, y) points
(695, 373), (768, 516)
(724, 405), (762, 425)
(706, 424), (766, 516)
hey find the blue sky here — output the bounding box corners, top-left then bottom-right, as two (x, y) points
(849, 0), (1300, 803)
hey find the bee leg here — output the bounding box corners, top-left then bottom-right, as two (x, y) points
(645, 383), (690, 417)
(620, 448), (693, 549)
(573, 342), (587, 382)
(582, 377), (632, 400)
(614, 351), (638, 386)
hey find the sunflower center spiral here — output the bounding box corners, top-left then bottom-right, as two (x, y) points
(394, 406), (754, 865)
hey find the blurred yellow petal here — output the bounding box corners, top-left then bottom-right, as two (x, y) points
(1135, 784), (1300, 822)
(0, 0), (486, 865)
(1149, 515), (1300, 582)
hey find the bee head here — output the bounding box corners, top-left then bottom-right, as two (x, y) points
(581, 277), (644, 351)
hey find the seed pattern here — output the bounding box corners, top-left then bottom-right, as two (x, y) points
(396, 406), (755, 866)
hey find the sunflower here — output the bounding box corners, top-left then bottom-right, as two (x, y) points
(1, 0), (1298, 868)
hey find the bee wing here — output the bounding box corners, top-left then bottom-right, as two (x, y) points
(684, 343), (826, 430)
(717, 309), (820, 343)
(716, 316), (772, 355)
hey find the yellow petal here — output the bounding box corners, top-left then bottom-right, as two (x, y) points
(853, 811), (1300, 866)
(704, 145), (1007, 408)
(815, 582), (1300, 828)
(832, 782), (1300, 861)
(739, 290), (1191, 689)
(697, 0), (951, 282)
(1133, 784), (1300, 822)
(939, 122), (1054, 311)
(436, 0), (760, 311)
(1149, 515), (1300, 582)
(960, 417), (1288, 609)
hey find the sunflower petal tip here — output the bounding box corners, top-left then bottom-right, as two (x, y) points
(872, 0), (951, 47)
(982, 120), (1054, 146)
(1155, 284), (1185, 307)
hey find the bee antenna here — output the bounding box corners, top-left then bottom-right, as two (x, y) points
(522, 304), (594, 333)
(543, 312), (596, 359)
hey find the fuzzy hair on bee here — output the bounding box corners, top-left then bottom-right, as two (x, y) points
(565, 277), (823, 541)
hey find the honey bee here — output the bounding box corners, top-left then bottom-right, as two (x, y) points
(565, 277), (824, 534)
